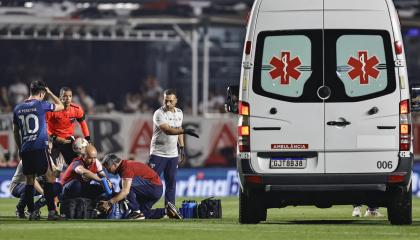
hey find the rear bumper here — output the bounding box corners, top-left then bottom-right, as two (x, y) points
(238, 154), (414, 195)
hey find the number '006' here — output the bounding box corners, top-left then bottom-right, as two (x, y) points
(376, 161), (393, 169)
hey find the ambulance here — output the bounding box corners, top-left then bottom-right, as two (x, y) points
(226, 0), (415, 224)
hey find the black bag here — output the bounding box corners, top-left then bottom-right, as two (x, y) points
(198, 197), (222, 219)
(60, 198), (96, 219)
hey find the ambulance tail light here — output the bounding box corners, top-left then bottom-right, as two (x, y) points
(395, 41), (403, 55)
(387, 172), (406, 183)
(238, 125), (250, 152)
(245, 41), (252, 55)
(239, 101), (250, 116)
(400, 99), (411, 151)
(238, 126), (249, 136)
(245, 175), (262, 184)
(238, 101), (250, 153)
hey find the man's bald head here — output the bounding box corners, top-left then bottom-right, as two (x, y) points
(86, 144), (97, 157)
(82, 144), (97, 165)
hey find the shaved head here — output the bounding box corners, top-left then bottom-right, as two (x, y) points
(82, 144), (97, 165)
(86, 145), (97, 157)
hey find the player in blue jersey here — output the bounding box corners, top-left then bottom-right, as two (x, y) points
(12, 80), (65, 221)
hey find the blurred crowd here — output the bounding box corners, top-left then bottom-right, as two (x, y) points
(0, 76), (226, 115)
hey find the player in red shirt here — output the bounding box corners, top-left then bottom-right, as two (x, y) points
(61, 145), (108, 200)
(100, 154), (182, 220)
(47, 87), (91, 165)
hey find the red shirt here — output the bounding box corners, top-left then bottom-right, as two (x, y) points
(46, 103), (89, 138)
(116, 160), (161, 186)
(61, 157), (101, 185)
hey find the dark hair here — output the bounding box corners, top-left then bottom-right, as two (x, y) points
(30, 80), (47, 95)
(101, 154), (122, 167)
(163, 89), (177, 97)
(60, 87), (72, 95)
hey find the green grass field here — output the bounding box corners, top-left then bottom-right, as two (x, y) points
(1, 197), (420, 240)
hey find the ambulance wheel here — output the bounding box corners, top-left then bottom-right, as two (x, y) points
(387, 183), (412, 225)
(239, 188), (263, 224)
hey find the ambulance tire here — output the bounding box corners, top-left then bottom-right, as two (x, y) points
(239, 189), (263, 224)
(387, 183), (412, 225)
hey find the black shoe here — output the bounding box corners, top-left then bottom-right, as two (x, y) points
(47, 211), (67, 221)
(29, 210), (41, 221)
(127, 211), (145, 220)
(34, 197), (46, 211)
(16, 207), (26, 219)
(166, 202), (183, 219)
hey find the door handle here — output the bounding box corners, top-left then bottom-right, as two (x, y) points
(327, 120), (351, 126)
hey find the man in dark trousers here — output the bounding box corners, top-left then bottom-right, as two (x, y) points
(47, 86), (91, 165)
(149, 89), (199, 208)
(12, 80), (65, 220)
(100, 154), (182, 220)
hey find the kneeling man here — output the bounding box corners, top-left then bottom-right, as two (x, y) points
(61, 144), (107, 200)
(101, 154), (182, 220)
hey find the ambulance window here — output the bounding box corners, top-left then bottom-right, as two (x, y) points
(253, 30), (323, 102)
(325, 30), (396, 102)
(336, 35), (388, 97)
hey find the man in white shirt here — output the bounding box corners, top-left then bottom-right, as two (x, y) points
(149, 89), (199, 207)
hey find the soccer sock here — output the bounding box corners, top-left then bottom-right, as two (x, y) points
(43, 182), (56, 211)
(24, 184), (35, 212)
(34, 196), (47, 209)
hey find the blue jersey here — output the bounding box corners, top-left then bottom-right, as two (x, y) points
(13, 99), (55, 152)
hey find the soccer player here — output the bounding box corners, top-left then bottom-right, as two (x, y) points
(149, 89), (199, 208)
(12, 80), (65, 220)
(100, 154), (182, 220)
(60, 144), (108, 200)
(47, 86), (91, 165)
(10, 161), (62, 218)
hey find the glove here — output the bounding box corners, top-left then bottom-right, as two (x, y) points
(183, 128), (199, 138)
(50, 134), (58, 143)
(67, 136), (75, 143)
(85, 136), (91, 143)
(97, 200), (112, 214)
(100, 177), (113, 197)
(178, 146), (186, 167)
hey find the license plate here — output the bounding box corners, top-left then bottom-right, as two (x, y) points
(270, 158), (307, 169)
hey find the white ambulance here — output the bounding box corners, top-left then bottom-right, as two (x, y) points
(226, 0), (415, 225)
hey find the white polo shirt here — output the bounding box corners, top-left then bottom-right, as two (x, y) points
(150, 107), (183, 158)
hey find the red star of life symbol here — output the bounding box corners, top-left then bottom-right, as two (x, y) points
(269, 51), (302, 85)
(347, 51), (380, 85)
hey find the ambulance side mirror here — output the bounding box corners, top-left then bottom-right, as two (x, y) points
(410, 84), (420, 112)
(225, 85), (239, 114)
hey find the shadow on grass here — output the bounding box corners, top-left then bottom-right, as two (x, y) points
(262, 219), (420, 226)
(2, 215), (420, 226)
(0, 216), (181, 224)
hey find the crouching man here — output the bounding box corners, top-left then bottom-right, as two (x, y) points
(10, 161), (62, 218)
(100, 154), (182, 220)
(61, 144), (107, 200)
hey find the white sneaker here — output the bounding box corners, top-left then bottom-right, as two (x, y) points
(352, 206), (362, 217)
(364, 208), (383, 217)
